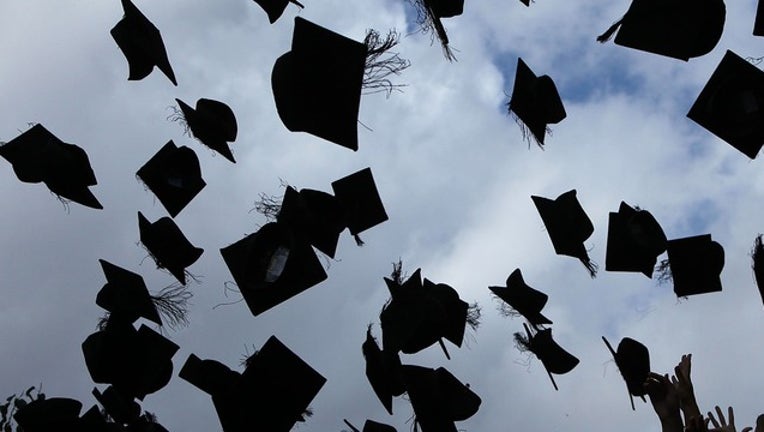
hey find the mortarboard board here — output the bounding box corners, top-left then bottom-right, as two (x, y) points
(253, 0), (305, 24)
(13, 397), (83, 432)
(605, 202), (667, 277)
(111, 0), (177, 85)
(751, 235), (764, 306)
(220, 221), (328, 316)
(331, 168), (388, 241)
(516, 323), (579, 390)
(277, 186), (346, 258)
(489, 268), (552, 326)
(136, 141), (206, 217)
(665, 234), (724, 297)
(687, 50), (764, 159)
(0, 124), (102, 209)
(596, 0), (726, 61)
(602, 336), (650, 410)
(96, 259), (161, 326)
(179, 354), (241, 397)
(138, 212), (203, 285)
(362, 326), (404, 415)
(272, 17), (368, 151)
(343, 419), (398, 432)
(401, 365), (481, 432)
(755, 1), (764, 36)
(508, 58), (566, 148)
(532, 189), (597, 277)
(175, 98), (237, 163)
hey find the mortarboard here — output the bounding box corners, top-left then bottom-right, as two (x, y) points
(331, 168), (388, 241)
(665, 234), (724, 297)
(220, 221), (328, 316)
(91, 386), (141, 426)
(111, 0), (177, 85)
(277, 186), (346, 258)
(489, 268), (552, 326)
(605, 202), (667, 277)
(179, 354), (242, 432)
(272, 17), (368, 151)
(362, 326), (404, 415)
(532, 189), (597, 277)
(175, 98), (237, 163)
(343, 419), (398, 432)
(755, 1), (764, 36)
(602, 336), (650, 410)
(136, 141), (206, 217)
(253, 0), (304, 24)
(596, 0), (726, 61)
(751, 235), (764, 305)
(0, 124), (102, 209)
(508, 58), (566, 148)
(687, 50), (764, 159)
(401, 365), (481, 432)
(96, 259), (161, 326)
(516, 323), (579, 390)
(138, 212), (203, 285)
(13, 397), (83, 432)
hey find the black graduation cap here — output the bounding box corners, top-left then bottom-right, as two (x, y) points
(220, 221), (328, 316)
(665, 234), (724, 297)
(401, 365), (481, 432)
(0, 124), (102, 209)
(136, 141), (206, 217)
(602, 336), (650, 410)
(272, 17), (368, 151)
(755, 0), (764, 36)
(532, 189), (597, 277)
(687, 50), (764, 159)
(138, 212), (203, 284)
(752, 235), (764, 306)
(605, 202), (667, 277)
(13, 397), (83, 432)
(277, 186), (346, 258)
(331, 168), (388, 241)
(175, 98), (237, 163)
(489, 268), (552, 326)
(343, 419), (397, 432)
(508, 58), (566, 148)
(362, 326), (404, 415)
(516, 323), (579, 391)
(111, 0), (177, 85)
(596, 0), (726, 61)
(253, 0), (304, 23)
(91, 386), (141, 426)
(96, 259), (161, 326)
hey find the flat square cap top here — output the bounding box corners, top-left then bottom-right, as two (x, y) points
(136, 141), (206, 217)
(331, 167), (388, 236)
(666, 234), (724, 297)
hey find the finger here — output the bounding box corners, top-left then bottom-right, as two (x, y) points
(715, 406), (726, 426)
(728, 406), (735, 427)
(709, 411), (721, 428)
(743, 428), (753, 432)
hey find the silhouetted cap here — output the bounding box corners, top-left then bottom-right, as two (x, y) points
(489, 268), (552, 326)
(401, 365), (481, 432)
(136, 141), (206, 217)
(0, 124), (102, 209)
(138, 212), (203, 284)
(603, 336), (650, 410)
(532, 189), (597, 277)
(78, 405), (113, 432)
(596, 0), (725, 61)
(517, 324), (579, 390)
(253, 0), (304, 23)
(331, 168), (388, 238)
(13, 397), (83, 432)
(605, 202), (667, 277)
(179, 354), (241, 396)
(687, 50), (764, 159)
(343, 419), (397, 432)
(362, 326), (404, 414)
(175, 98), (237, 163)
(96, 259), (161, 325)
(508, 58), (566, 148)
(666, 234), (724, 297)
(755, 1), (764, 36)
(110, 0), (177, 85)
(272, 17), (367, 150)
(92, 386), (141, 425)
(220, 221), (328, 316)
(277, 186), (346, 258)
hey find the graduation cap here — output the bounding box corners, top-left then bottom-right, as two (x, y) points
(362, 326), (404, 415)
(331, 168), (388, 243)
(138, 212), (203, 284)
(605, 202), (667, 277)
(596, 0), (726, 61)
(91, 386), (141, 426)
(755, 1), (764, 36)
(516, 324), (579, 391)
(220, 221), (328, 316)
(277, 186), (346, 258)
(13, 397), (83, 432)
(751, 235), (764, 306)
(532, 189), (597, 277)
(401, 365), (481, 432)
(407, 0), (463, 60)
(489, 268), (552, 326)
(136, 141), (206, 217)
(0, 124), (102, 209)
(111, 0), (177, 85)
(508, 58), (566, 148)
(687, 50), (764, 159)
(253, 0), (304, 23)
(175, 98), (237, 163)
(343, 419), (397, 432)
(602, 336), (650, 410)
(665, 234), (724, 297)
(272, 17), (368, 151)
(96, 259), (161, 326)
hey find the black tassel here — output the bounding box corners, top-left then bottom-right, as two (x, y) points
(151, 283), (193, 330)
(580, 254), (598, 278)
(354, 234), (365, 246)
(596, 17), (624, 43)
(363, 28), (411, 96)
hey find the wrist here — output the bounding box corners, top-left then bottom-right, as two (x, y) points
(660, 412), (684, 432)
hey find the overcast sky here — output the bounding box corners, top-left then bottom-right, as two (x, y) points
(1, 0), (764, 431)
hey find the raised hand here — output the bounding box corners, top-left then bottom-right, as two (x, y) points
(708, 406), (748, 432)
(644, 372), (683, 432)
(671, 354), (701, 422)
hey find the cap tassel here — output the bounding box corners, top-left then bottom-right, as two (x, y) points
(438, 338), (451, 360)
(363, 28), (411, 97)
(343, 419), (361, 432)
(654, 258), (672, 285)
(596, 17), (624, 43)
(151, 283), (193, 330)
(579, 254), (598, 278)
(466, 301), (482, 331)
(354, 234), (365, 246)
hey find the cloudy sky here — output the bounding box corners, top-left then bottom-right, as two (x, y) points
(1, 0), (764, 430)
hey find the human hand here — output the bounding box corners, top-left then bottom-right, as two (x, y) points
(671, 354), (701, 421)
(645, 372), (683, 432)
(707, 406), (751, 432)
(685, 415), (710, 432)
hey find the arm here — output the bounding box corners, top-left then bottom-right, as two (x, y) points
(645, 372), (683, 432)
(672, 354), (702, 423)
